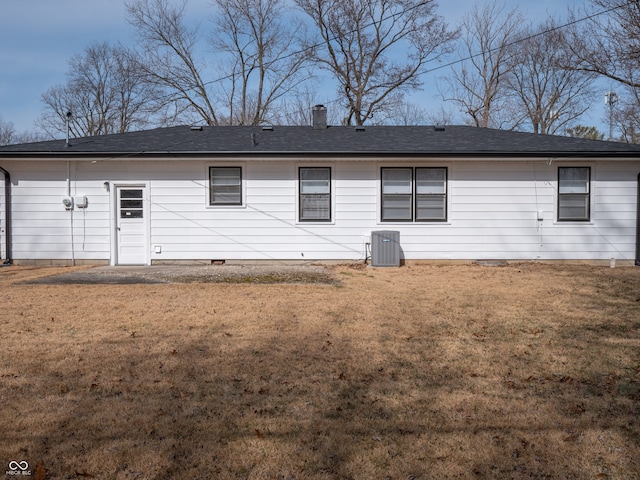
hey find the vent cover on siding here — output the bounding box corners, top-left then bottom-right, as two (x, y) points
(371, 230), (400, 267)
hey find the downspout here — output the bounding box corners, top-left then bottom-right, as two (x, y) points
(636, 172), (640, 266)
(0, 166), (12, 264)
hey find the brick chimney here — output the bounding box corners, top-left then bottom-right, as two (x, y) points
(312, 104), (327, 129)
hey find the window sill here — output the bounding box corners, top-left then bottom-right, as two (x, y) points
(553, 220), (594, 226)
(297, 220), (335, 225)
(207, 204), (247, 209)
(377, 221), (451, 226)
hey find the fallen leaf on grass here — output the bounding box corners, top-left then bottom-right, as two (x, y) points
(564, 433), (581, 443)
(570, 403), (586, 414)
(34, 461), (47, 480)
(74, 471), (96, 478)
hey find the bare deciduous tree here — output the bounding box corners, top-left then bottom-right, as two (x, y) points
(39, 42), (157, 138)
(0, 117), (17, 146)
(0, 116), (47, 144)
(0, 118), (18, 146)
(295, 0), (457, 126)
(443, 1), (523, 129)
(127, 0), (311, 126)
(568, 0), (640, 88)
(126, 0), (219, 125)
(373, 96), (429, 125)
(610, 89), (640, 143)
(269, 86), (343, 126)
(508, 21), (596, 135)
(212, 0), (311, 125)
(425, 105), (456, 126)
(566, 1), (640, 143)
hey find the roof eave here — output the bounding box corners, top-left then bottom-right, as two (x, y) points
(0, 150), (639, 159)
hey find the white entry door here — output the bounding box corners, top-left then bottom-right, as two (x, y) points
(116, 186), (148, 265)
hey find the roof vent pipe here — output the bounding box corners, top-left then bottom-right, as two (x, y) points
(65, 111), (72, 147)
(312, 105), (327, 129)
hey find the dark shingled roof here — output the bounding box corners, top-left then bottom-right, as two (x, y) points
(2, 125), (640, 158)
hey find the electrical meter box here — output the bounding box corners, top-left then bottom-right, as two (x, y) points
(74, 196), (88, 208)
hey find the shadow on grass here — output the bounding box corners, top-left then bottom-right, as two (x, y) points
(5, 327), (640, 479)
(2, 265), (639, 479)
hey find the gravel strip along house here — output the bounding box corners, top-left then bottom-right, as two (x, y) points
(1, 106), (640, 266)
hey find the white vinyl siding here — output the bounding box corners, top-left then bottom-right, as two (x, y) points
(1, 158), (638, 264)
(6, 161), (112, 263)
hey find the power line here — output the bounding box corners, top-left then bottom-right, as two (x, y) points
(156, 0), (435, 93)
(321, 1), (637, 113)
(423, 0), (634, 76)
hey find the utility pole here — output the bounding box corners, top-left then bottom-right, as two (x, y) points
(604, 91), (618, 140)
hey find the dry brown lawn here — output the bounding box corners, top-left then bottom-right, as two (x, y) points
(1, 263), (639, 480)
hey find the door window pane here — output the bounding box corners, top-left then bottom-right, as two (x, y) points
(120, 189), (143, 218)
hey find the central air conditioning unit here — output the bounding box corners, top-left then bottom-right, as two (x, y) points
(371, 230), (400, 267)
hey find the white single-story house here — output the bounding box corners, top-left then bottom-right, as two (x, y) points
(1, 106), (640, 266)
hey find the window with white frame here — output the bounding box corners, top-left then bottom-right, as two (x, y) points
(558, 166), (590, 221)
(209, 167), (242, 205)
(381, 167), (447, 222)
(299, 167), (331, 222)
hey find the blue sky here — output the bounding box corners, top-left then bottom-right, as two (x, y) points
(0, 0), (598, 134)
